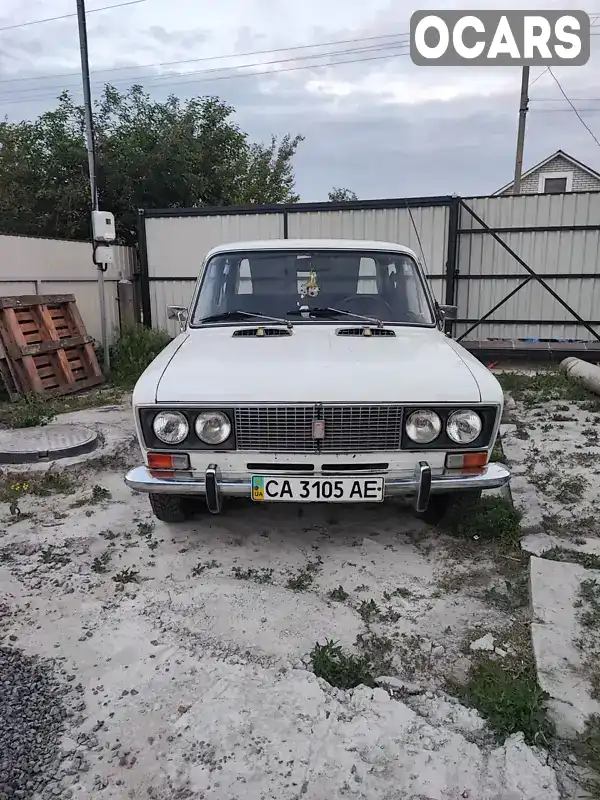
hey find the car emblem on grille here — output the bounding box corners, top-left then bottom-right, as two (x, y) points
(312, 420), (325, 439)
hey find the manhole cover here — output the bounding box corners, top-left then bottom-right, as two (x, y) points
(0, 424), (99, 464)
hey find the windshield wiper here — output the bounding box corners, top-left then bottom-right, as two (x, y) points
(198, 310), (293, 328)
(287, 307), (383, 327)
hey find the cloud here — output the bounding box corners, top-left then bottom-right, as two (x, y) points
(1, 0), (599, 201)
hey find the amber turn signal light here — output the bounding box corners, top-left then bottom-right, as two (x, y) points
(147, 452), (190, 471)
(445, 451), (488, 471)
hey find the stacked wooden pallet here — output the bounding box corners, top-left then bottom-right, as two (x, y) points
(0, 294), (104, 401)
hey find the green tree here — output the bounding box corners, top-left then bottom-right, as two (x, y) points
(328, 187), (358, 202)
(0, 85), (304, 244)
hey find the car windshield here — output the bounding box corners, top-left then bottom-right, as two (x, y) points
(191, 249), (435, 326)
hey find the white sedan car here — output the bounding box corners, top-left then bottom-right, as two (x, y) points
(125, 239), (510, 522)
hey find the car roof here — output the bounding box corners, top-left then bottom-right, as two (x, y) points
(205, 239), (418, 259)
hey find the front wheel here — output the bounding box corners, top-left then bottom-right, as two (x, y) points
(415, 490), (482, 526)
(149, 493), (194, 523)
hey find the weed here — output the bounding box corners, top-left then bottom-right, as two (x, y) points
(232, 566), (273, 584)
(191, 560), (220, 577)
(113, 567), (139, 585)
(358, 599), (381, 622)
(459, 659), (554, 746)
(110, 325), (172, 388)
(91, 551), (112, 574)
(544, 548), (600, 571)
(577, 579), (600, 629)
(383, 587), (412, 601)
(356, 631), (395, 675)
(491, 437), (508, 464)
(573, 715), (600, 793)
(137, 521), (155, 537)
(551, 412), (575, 422)
(554, 475), (588, 505)
(310, 639), (375, 690)
(39, 547), (70, 566)
(484, 572), (529, 612)
(445, 496), (522, 544)
(328, 586), (349, 602)
(286, 559), (321, 592)
(496, 370), (598, 408)
(5, 481), (28, 516)
(2, 393), (56, 429)
(71, 484), (112, 508)
(0, 470), (76, 502)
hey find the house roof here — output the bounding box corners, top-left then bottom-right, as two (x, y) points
(493, 149), (600, 195)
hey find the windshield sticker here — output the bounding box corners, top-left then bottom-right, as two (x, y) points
(299, 268), (320, 299)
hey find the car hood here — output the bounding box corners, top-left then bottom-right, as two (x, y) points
(154, 325), (483, 404)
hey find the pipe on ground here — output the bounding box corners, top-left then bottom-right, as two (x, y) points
(559, 357), (600, 397)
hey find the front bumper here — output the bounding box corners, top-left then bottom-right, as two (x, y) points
(124, 462), (510, 514)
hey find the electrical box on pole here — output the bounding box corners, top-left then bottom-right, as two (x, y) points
(92, 210), (116, 242)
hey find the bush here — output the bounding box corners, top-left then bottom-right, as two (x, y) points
(5, 393), (56, 428)
(110, 325), (172, 387)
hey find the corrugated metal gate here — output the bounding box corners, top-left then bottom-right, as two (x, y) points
(138, 191), (600, 344)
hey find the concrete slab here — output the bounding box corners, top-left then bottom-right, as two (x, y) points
(530, 556), (600, 737)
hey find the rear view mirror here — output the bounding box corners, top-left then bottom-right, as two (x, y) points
(167, 305), (188, 331)
(437, 304), (457, 321)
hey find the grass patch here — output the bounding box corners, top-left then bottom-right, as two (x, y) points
(497, 370), (599, 408)
(383, 587), (413, 601)
(113, 567), (139, 585)
(458, 659), (554, 746)
(91, 551), (112, 574)
(231, 566), (273, 584)
(445, 496), (522, 544)
(0, 470), (76, 503)
(358, 599), (381, 622)
(109, 325), (172, 388)
(328, 586), (349, 602)
(0, 393), (56, 428)
(310, 639), (375, 690)
(191, 559), (220, 577)
(39, 547), (71, 566)
(491, 437), (508, 464)
(573, 716), (600, 795)
(576, 579), (600, 629)
(71, 484), (112, 508)
(544, 548), (600, 571)
(286, 559), (322, 592)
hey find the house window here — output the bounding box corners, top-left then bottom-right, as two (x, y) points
(538, 171), (573, 193)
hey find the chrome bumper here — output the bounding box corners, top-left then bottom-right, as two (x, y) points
(124, 462), (510, 514)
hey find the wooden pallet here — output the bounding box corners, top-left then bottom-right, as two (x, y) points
(0, 294), (104, 400)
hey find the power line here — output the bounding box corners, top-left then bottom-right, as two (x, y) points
(0, 40), (409, 102)
(0, 0), (146, 32)
(0, 47), (411, 106)
(0, 31), (409, 86)
(547, 66), (600, 147)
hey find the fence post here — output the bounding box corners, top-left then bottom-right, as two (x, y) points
(117, 279), (136, 329)
(444, 196), (460, 335)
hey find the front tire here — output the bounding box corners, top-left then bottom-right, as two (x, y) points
(416, 490), (482, 526)
(149, 493), (194, 523)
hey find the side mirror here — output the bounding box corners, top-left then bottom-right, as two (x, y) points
(437, 304), (457, 321)
(167, 305), (188, 331)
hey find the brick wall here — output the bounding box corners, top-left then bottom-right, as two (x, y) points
(501, 155), (600, 194)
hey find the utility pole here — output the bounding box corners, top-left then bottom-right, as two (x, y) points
(76, 0), (110, 372)
(513, 65), (530, 195)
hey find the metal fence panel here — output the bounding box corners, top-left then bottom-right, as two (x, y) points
(144, 213), (285, 279)
(457, 193), (600, 341)
(0, 234), (135, 344)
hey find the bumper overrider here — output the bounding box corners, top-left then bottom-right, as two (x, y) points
(124, 462), (511, 515)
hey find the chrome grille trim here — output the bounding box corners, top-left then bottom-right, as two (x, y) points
(234, 405), (403, 453)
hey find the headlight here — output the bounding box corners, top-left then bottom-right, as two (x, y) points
(447, 409), (482, 444)
(152, 411), (189, 444)
(406, 410), (442, 444)
(195, 411), (232, 445)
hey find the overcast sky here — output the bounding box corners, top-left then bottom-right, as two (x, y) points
(1, 0), (600, 201)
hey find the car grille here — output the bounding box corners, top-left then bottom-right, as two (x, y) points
(233, 405), (404, 453)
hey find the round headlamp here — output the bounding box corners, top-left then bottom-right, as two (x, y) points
(152, 410), (189, 444)
(447, 409), (482, 444)
(195, 411), (232, 445)
(405, 410), (442, 444)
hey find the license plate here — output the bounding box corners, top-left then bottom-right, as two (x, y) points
(251, 476), (384, 503)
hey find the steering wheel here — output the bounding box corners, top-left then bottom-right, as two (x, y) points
(337, 295), (394, 315)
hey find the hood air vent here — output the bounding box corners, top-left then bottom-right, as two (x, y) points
(232, 327), (292, 337)
(336, 327), (396, 337)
